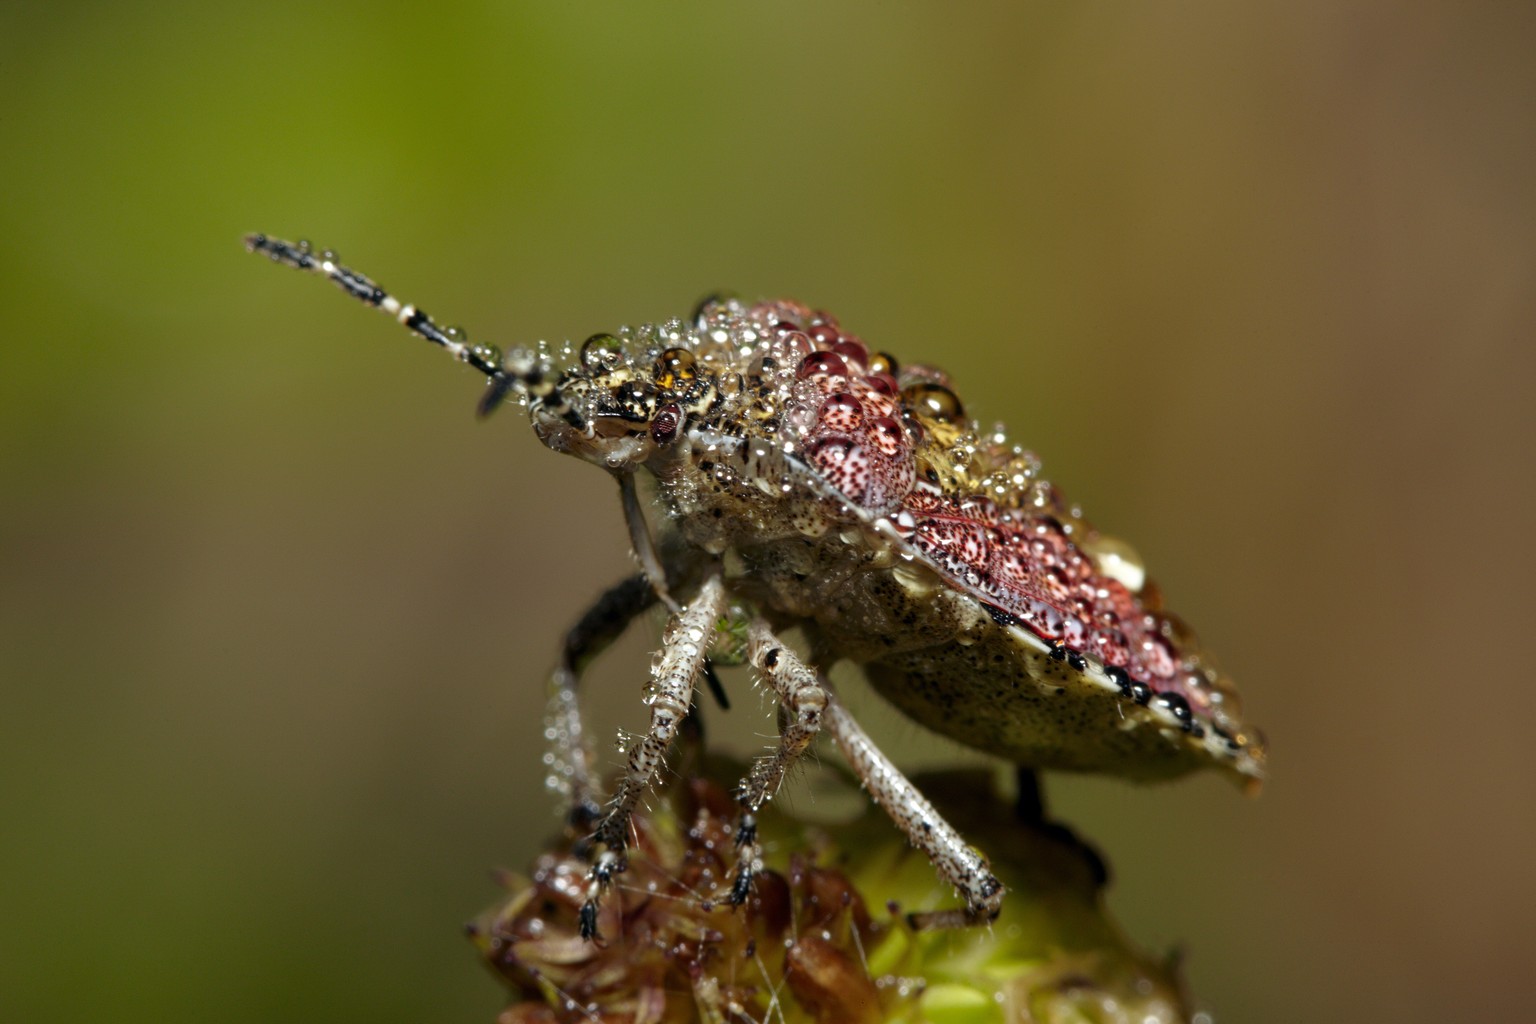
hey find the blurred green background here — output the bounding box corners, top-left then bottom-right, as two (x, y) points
(2, 2), (1532, 1022)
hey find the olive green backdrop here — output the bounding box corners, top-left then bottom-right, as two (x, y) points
(2, 3), (1532, 1022)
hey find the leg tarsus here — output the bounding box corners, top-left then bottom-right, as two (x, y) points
(728, 861), (756, 907)
(724, 621), (827, 907)
(578, 901), (600, 942)
(905, 873), (1004, 931)
(734, 813), (758, 849)
(725, 811), (759, 907)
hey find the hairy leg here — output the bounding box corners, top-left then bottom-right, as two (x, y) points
(726, 620), (828, 905)
(581, 575), (727, 940)
(543, 575), (659, 828)
(822, 695), (1005, 929)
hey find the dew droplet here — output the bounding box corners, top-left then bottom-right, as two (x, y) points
(471, 343), (503, 368)
(1154, 691), (1194, 730)
(831, 338), (868, 367)
(902, 381), (965, 423)
(580, 332), (625, 370)
(775, 330), (814, 362)
(868, 415), (905, 455)
(654, 346), (697, 390)
(1083, 534), (1147, 593)
(817, 392), (864, 431)
(691, 290), (737, 328)
(797, 351), (849, 380)
(810, 323), (840, 347)
(1156, 610), (1200, 650)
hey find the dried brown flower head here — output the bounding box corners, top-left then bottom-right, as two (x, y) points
(470, 764), (1194, 1024)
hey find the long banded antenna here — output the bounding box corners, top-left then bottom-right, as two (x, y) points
(244, 233), (572, 422)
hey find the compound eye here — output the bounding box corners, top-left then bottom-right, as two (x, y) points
(650, 403), (684, 445)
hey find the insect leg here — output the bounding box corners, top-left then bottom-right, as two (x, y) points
(725, 621), (828, 906)
(580, 574), (726, 940)
(821, 695), (1005, 930)
(1013, 765), (1109, 889)
(1014, 765), (1046, 824)
(618, 471), (682, 613)
(545, 575), (659, 829)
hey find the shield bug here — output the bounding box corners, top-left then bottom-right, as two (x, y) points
(246, 234), (1266, 938)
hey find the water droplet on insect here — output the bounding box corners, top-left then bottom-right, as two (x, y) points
(810, 323), (839, 347)
(902, 381), (965, 423)
(1157, 611), (1200, 650)
(654, 346), (697, 390)
(831, 338), (868, 367)
(797, 351), (848, 380)
(1083, 534), (1147, 593)
(581, 332), (625, 370)
(691, 290), (738, 328)
(818, 392), (864, 430)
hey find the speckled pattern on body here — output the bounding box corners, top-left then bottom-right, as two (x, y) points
(247, 234), (1266, 938)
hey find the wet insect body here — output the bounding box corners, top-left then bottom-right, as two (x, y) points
(247, 234), (1266, 937)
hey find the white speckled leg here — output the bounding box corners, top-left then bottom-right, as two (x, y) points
(580, 574), (726, 939)
(543, 575), (658, 828)
(726, 620), (828, 905)
(822, 695), (1005, 929)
